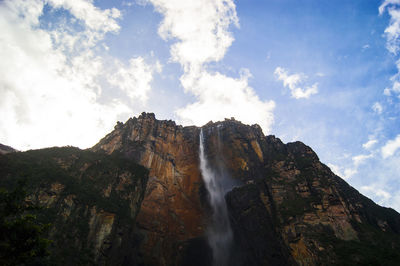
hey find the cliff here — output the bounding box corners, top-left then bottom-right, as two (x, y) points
(92, 113), (208, 265)
(210, 122), (400, 265)
(93, 113), (400, 265)
(1, 113), (400, 265)
(0, 147), (148, 265)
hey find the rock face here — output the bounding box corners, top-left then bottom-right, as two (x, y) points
(92, 113), (208, 265)
(215, 124), (400, 265)
(2, 113), (400, 265)
(0, 147), (148, 265)
(94, 113), (400, 265)
(0, 143), (16, 154)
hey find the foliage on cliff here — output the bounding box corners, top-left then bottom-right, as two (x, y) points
(92, 113), (400, 265)
(1, 113), (400, 266)
(0, 147), (148, 265)
(0, 180), (51, 266)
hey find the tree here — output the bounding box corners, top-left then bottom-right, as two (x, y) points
(0, 180), (51, 265)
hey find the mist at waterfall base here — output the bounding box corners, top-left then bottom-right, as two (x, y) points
(199, 127), (238, 266)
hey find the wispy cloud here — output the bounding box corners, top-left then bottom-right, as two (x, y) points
(361, 185), (392, 204)
(382, 134), (400, 158)
(362, 139), (378, 149)
(327, 163), (357, 180)
(328, 151), (374, 180)
(274, 67), (318, 99)
(353, 154), (373, 167)
(148, 0), (275, 133)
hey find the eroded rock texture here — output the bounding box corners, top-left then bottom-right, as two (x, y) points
(204, 119), (400, 265)
(2, 113), (399, 265)
(0, 147), (148, 265)
(94, 113), (400, 265)
(93, 113), (208, 265)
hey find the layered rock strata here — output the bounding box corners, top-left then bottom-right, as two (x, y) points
(93, 113), (207, 265)
(94, 113), (400, 265)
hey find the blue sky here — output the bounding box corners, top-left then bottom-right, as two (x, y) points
(1, 0), (400, 211)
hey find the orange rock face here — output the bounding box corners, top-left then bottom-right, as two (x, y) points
(93, 113), (206, 265)
(93, 113), (400, 266)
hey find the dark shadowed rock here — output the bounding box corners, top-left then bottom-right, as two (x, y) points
(0, 143), (16, 154)
(0, 147), (148, 265)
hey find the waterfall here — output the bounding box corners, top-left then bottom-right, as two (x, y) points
(199, 128), (233, 266)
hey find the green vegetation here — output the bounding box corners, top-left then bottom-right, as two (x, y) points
(0, 146), (148, 265)
(0, 180), (51, 266)
(279, 197), (310, 219)
(0, 147), (147, 216)
(317, 228), (400, 266)
(294, 155), (314, 170)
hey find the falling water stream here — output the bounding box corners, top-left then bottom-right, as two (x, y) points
(199, 128), (233, 266)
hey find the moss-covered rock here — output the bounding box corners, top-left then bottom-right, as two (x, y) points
(0, 147), (148, 265)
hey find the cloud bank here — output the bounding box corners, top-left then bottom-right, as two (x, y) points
(148, 0), (275, 133)
(0, 0), (159, 150)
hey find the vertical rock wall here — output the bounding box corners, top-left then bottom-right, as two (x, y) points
(93, 113), (207, 265)
(93, 113), (400, 265)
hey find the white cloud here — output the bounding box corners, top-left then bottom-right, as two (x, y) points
(274, 67), (318, 99)
(48, 0), (121, 32)
(343, 168), (358, 180)
(108, 57), (161, 102)
(382, 134), (400, 158)
(149, 0), (275, 133)
(372, 102), (383, 114)
(352, 154), (373, 167)
(362, 139), (378, 149)
(152, 0), (238, 69)
(327, 163), (357, 180)
(379, 0), (400, 15)
(0, 0), (157, 150)
(380, 2), (400, 97)
(176, 70), (275, 129)
(327, 163), (344, 177)
(384, 87), (392, 96)
(380, 1), (400, 54)
(361, 186), (392, 204)
(327, 152), (373, 180)
(393, 79), (400, 93)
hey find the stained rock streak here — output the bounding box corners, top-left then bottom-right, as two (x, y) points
(92, 113), (400, 265)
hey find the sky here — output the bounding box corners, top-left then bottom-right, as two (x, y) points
(1, 0), (400, 211)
